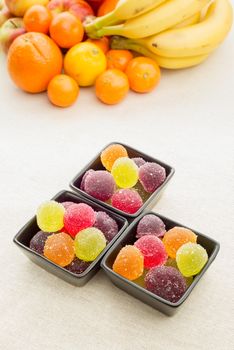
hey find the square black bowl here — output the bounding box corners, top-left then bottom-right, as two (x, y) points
(101, 211), (220, 315)
(70, 142), (175, 219)
(13, 190), (128, 286)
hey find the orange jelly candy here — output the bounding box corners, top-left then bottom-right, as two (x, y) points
(100, 144), (128, 171)
(44, 232), (75, 267)
(163, 227), (197, 259)
(113, 245), (144, 281)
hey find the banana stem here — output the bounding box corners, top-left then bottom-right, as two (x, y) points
(96, 24), (125, 38)
(110, 36), (158, 61)
(85, 11), (120, 34)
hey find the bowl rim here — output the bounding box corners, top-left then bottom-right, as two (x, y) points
(13, 190), (129, 280)
(101, 211), (220, 308)
(70, 141), (175, 218)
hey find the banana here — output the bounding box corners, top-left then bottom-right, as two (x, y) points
(110, 36), (209, 69)
(146, 0), (233, 57)
(172, 12), (201, 29)
(96, 0), (211, 38)
(85, 0), (167, 33)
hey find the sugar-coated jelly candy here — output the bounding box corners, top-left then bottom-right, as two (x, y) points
(94, 211), (118, 242)
(136, 214), (166, 239)
(113, 245), (144, 281)
(134, 235), (167, 269)
(145, 266), (187, 303)
(30, 231), (52, 255)
(64, 203), (95, 238)
(163, 226), (197, 259)
(80, 169), (95, 191)
(101, 144), (128, 171)
(176, 243), (208, 277)
(65, 257), (90, 274)
(139, 162), (166, 193)
(165, 258), (193, 287)
(83, 170), (115, 201)
(132, 157), (146, 168)
(61, 201), (75, 210)
(74, 227), (106, 262)
(111, 157), (138, 189)
(44, 232), (75, 267)
(37, 200), (65, 232)
(111, 189), (143, 214)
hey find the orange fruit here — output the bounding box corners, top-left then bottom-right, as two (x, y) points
(64, 42), (106, 87)
(97, 0), (119, 16)
(106, 49), (133, 71)
(87, 37), (109, 54)
(125, 57), (161, 93)
(47, 74), (79, 107)
(95, 68), (129, 105)
(7, 32), (63, 93)
(49, 11), (84, 48)
(23, 5), (52, 34)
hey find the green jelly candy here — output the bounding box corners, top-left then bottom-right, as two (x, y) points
(74, 227), (106, 262)
(176, 243), (208, 277)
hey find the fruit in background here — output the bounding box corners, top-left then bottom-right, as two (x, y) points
(172, 12), (200, 29)
(126, 57), (161, 93)
(0, 0), (11, 27)
(64, 42), (106, 86)
(86, 0), (103, 13)
(85, 0), (166, 33)
(7, 32), (63, 93)
(0, 18), (25, 53)
(87, 36), (109, 53)
(97, 0), (118, 17)
(23, 5), (52, 33)
(49, 11), (84, 48)
(142, 0), (233, 58)
(110, 35), (210, 69)
(5, 0), (48, 17)
(95, 68), (129, 104)
(106, 49), (133, 71)
(47, 0), (94, 22)
(47, 74), (79, 107)
(94, 0), (211, 38)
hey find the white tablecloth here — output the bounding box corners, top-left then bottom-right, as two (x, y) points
(0, 15), (234, 349)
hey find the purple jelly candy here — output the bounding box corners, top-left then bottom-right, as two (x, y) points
(139, 162), (166, 193)
(132, 157), (146, 168)
(136, 214), (166, 239)
(83, 170), (115, 201)
(80, 169), (95, 191)
(29, 231), (52, 255)
(65, 257), (90, 274)
(94, 211), (118, 242)
(145, 266), (187, 303)
(61, 202), (75, 210)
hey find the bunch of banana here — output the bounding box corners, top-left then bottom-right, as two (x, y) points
(85, 0), (233, 69)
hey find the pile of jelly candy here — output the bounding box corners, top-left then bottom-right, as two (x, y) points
(112, 214), (208, 303)
(30, 200), (119, 273)
(80, 144), (166, 214)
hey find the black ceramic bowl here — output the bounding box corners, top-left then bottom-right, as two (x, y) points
(13, 190), (128, 286)
(70, 142), (175, 219)
(101, 212), (220, 315)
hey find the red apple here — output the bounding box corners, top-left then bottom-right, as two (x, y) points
(48, 0), (94, 22)
(86, 0), (103, 13)
(0, 0), (11, 26)
(0, 17), (25, 53)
